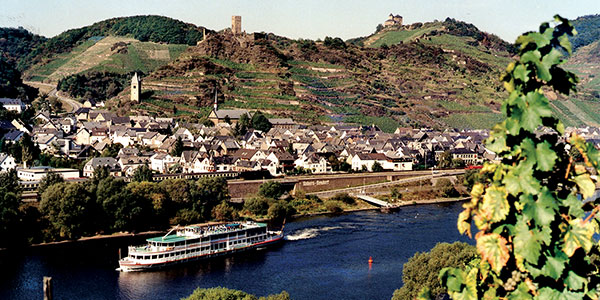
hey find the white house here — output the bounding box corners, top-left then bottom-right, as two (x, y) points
(83, 157), (121, 177)
(0, 154), (16, 172)
(351, 153), (388, 171)
(17, 167), (80, 181)
(150, 153), (177, 173)
(0, 98), (27, 112)
(294, 153), (331, 174)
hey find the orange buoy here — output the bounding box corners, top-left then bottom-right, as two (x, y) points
(368, 256), (373, 264)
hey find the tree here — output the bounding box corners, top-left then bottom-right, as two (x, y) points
(244, 197), (270, 216)
(40, 182), (94, 239)
(37, 171), (65, 196)
(375, 23), (384, 33)
(267, 200), (295, 223)
(324, 200), (343, 213)
(223, 115), (231, 124)
(0, 187), (21, 248)
(0, 169), (21, 194)
(132, 163), (153, 182)
(251, 111), (272, 132)
(100, 143), (123, 157)
(372, 161), (384, 172)
(171, 136), (184, 157)
(258, 181), (284, 199)
(182, 287), (290, 300)
(424, 16), (600, 300)
(390, 187), (403, 201)
(212, 201), (237, 221)
(20, 133), (39, 167)
(393, 242), (477, 300)
(128, 181), (170, 226)
(193, 177), (230, 219)
(159, 178), (191, 207)
(435, 178), (459, 198)
(437, 151), (452, 168)
(92, 166), (110, 185)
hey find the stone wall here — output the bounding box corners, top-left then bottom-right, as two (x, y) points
(228, 172), (421, 199)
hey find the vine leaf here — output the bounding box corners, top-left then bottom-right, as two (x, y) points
(540, 254), (566, 280)
(457, 209), (472, 237)
(522, 188), (557, 227)
(476, 232), (510, 273)
(508, 282), (533, 300)
(535, 141), (557, 171)
(572, 174), (595, 200)
(565, 271), (586, 290)
(481, 186), (509, 223)
(563, 219), (595, 257)
(513, 219), (541, 266)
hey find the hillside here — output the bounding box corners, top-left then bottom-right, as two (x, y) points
(553, 15), (600, 127)
(571, 14), (600, 52)
(107, 20), (515, 131)
(0, 27), (47, 69)
(21, 15), (209, 82)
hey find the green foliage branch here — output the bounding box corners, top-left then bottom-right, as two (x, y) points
(421, 16), (600, 299)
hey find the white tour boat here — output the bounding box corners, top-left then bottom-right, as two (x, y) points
(117, 221), (284, 272)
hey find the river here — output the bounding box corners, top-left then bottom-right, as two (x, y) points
(0, 202), (473, 300)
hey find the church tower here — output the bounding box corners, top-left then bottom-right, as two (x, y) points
(131, 72), (141, 103)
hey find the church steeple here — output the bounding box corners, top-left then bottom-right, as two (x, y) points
(213, 89), (218, 111)
(131, 72), (141, 103)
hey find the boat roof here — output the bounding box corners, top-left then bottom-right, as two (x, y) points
(147, 235), (190, 243)
(146, 222), (267, 243)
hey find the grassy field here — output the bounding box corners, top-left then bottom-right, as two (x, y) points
(27, 36), (188, 82)
(368, 25), (443, 47)
(442, 112), (504, 129)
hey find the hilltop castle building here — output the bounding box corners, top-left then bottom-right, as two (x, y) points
(384, 14), (403, 27)
(232, 16), (242, 35)
(131, 73), (141, 103)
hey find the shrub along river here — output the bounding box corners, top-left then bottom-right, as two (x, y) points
(0, 202), (472, 300)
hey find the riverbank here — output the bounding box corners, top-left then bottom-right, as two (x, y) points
(2, 196), (468, 252)
(289, 196), (469, 219)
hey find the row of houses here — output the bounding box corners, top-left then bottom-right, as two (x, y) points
(1, 105), (504, 179)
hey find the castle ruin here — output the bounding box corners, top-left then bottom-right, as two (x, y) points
(384, 14), (403, 27)
(231, 16), (242, 35)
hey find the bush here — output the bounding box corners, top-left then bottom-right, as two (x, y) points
(244, 197), (270, 216)
(212, 201), (237, 221)
(392, 242), (477, 300)
(324, 200), (343, 214)
(258, 181), (285, 199)
(182, 287), (290, 300)
(330, 193), (355, 204)
(435, 178), (459, 198)
(268, 200), (295, 223)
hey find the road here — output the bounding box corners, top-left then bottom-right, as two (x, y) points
(24, 81), (82, 113)
(49, 87), (82, 112)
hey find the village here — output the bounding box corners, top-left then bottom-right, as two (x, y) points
(3, 70), (600, 194)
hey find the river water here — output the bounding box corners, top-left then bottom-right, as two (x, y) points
(0, 202), (473, 300)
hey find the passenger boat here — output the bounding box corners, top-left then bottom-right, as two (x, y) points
(117, 221), (284, 272)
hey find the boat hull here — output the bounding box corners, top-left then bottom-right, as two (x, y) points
(118, 233), (283, 272)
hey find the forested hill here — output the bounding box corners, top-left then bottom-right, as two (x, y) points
(113, 18), (516, 131)
(0, 27), (47, 70)
(20, 15), (211, 72)
(571, 14), (600, 52)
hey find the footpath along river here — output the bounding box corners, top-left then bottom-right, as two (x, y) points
(0, 202), (472, 300)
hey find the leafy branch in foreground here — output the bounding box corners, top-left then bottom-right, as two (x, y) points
(421, 15), (600, 299)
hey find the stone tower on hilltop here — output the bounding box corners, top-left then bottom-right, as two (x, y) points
(384, 13), (403, 27)
(231, 16), (242, 35)
(131, 72), (141, 103)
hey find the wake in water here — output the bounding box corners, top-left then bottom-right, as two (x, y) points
(285, 226), (341, 241)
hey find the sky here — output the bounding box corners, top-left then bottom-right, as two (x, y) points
(1, 0), (598, 43)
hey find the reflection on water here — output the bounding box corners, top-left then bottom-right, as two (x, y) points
(1, 202), (472, 300)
